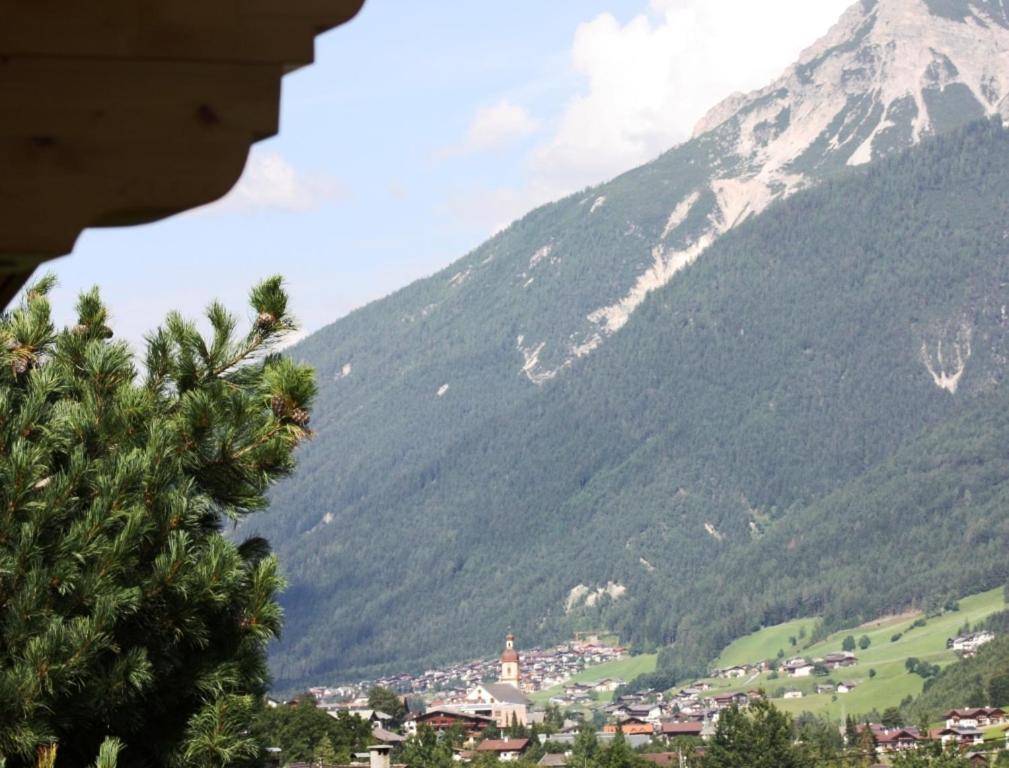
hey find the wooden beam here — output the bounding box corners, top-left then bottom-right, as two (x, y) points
(0, 0), (366, 301)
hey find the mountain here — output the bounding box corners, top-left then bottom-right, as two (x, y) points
(247, 0), (1009, 691)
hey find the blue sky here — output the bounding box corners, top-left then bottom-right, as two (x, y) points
(46, 0), (851, 346)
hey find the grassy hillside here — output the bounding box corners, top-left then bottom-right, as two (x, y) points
(690, 589), (1006, 721)
(715, 619), (819, 669)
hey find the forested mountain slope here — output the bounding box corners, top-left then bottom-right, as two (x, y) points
(250, 0), (1009, 691)
(257, 119), (1009, 690)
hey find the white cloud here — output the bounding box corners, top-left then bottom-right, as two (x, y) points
(455, 0), (852, 230)
(212, 150), (345, 212)
(446, 99), (540, 156)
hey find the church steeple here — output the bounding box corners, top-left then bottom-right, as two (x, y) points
(499, 632), (520, 687)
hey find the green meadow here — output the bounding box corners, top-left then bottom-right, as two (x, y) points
(693, 588), (1006, 721)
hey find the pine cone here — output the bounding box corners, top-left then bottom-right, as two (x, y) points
(72, 323), (89, 335)
(290, 408), (311, 427)
(12, 356), (28, 375)
(270, 394), (288, 419)
(256, 312), (276, 331)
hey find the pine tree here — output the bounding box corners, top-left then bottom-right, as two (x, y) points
(313, 735), (338, 767)
(702, 701), (812, 768)
(0, 276), (315, 767)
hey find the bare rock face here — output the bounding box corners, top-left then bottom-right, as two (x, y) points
(526, 0), (1009, 383)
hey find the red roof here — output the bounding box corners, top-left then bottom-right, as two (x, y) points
(477, 740), (530, 753)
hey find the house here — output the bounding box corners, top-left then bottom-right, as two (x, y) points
(865, 725), (925, 753)
(603, 718), (653, 735)
(822, 653), (857, 669)
(722, 665), (749, 679)
(837, 682), (857, 694)
(783, 690), (803, 699)
(711, 693), (748, 710)
(965, 754), (990, 768)
(944, 709), (982, 730)
(783, 658), (814, 677)
(625, 704), (663, 722)
(657, 722), (704, 740)
(476, 739), (530, 762)
(937, 727), (984, 749)
(593, 678), (623, 693)
(949, 707), (1008, 727)
(816, 684), (835, 695)
(950, 632), (995, 656)
(405, 709), (495, 738)
(372, 724), (407, 746)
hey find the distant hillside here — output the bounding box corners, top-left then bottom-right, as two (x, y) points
(665, 588), (1008, 722)
(250, 0), (1009, 691)
(906, 633), (1009, 722)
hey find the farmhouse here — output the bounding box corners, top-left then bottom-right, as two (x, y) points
(476, 739), (530, 762)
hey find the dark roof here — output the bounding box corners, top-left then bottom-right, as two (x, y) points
(659, 722), (703, 735)
(372, 726), (407, 744)
(482, 683), (531, 705)
(477, 739), (530, 753)
(415, 708), (495, 723)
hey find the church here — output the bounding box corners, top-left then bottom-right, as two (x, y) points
(460, 634), (531, 727)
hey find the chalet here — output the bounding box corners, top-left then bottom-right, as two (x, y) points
(722, 665), (749, 679)
(603, 720), (654, 735)
(712, 693), (748, 709)
(476, 739), (530, 762)
(597, 733), (653, 749)
(965, 754), (990, 768)
(945, 709), (982, 729)
(783, 690), (803, 700)
(822, 653), (857, 669)
(783, 658), (814, 677)
(837, 682), (857, 694)
(816, 684), (835, 695)
(865, 725), (925, 753)
(404, 709), (495, 738)
(657, 722), (704, 739)
(944, 707), (1006, 728)
(938, 727), (984, 749)
(622, 704), (663, 722)
(593, 678), (623, 693)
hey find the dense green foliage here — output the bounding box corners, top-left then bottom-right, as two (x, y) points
(250, 697), (372, 764)
(0, 277), (315, 766)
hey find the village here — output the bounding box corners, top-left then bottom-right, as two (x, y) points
(309, 635), (628, 701)
(275, 622), (1009, 767)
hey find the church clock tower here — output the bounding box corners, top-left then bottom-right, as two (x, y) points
(499, 633), (520, 687)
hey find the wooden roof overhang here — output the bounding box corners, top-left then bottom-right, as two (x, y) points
(0, 0), (366, 304)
